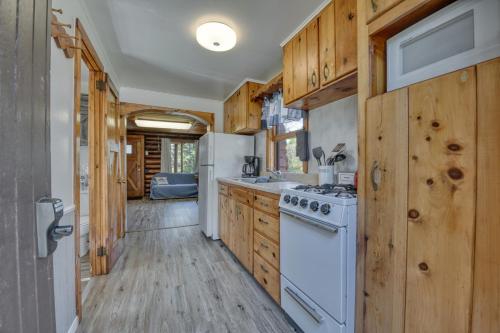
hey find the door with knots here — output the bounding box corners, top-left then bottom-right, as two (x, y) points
(105, 79), (124, 270)
(126, 135), (144, 198)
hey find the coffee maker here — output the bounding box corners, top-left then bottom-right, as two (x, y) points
(242, 156), (260, 178)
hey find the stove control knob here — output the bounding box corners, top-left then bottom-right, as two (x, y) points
(310, 201), (319, 212)
(291, 196), (299, 206)
(320, 203), (331, 215)
(299, 199), (308, 208)
(284, 195), (291, 204)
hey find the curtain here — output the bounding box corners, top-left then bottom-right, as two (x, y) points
(160, 138), (171, 172)
(261, 90), (303, 129)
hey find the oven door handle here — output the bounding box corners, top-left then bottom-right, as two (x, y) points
(284, 287), (324, 324)
(280, 209), (339, 233)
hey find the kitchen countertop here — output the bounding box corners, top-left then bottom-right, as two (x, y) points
(217, 177), (303, 195)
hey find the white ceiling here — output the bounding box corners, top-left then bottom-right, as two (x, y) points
(83, 0), (325, 100)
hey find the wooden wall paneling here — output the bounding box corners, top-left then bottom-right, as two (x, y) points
(364, 88), (408, 333)
(306, 18), (320, 93)
(366, 0), (403, 24)
(292, 30), (308, 100)
(319, 2), (336, 87)
(283, 41), (294, 104)
(355, 1), (369, 332)
(406, 67), (476, 333)
(472, 57), (500, 333)
(335, 0), (358, 78)
(144, 134), (162, 195)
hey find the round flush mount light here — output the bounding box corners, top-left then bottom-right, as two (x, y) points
(196, 22), (237, 52)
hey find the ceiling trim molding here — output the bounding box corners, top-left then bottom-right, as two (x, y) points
(223, 77), (267, 102)
(279, 0), (332, 47)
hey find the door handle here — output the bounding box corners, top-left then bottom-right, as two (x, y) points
(311, 71), (317, 87)
(323, 63), (329, 80)
(370, 161), (381, 191)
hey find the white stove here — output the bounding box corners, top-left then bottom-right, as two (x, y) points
(279, 184), (357, 333)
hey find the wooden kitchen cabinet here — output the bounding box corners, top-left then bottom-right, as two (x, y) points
(233, 200), (254, 272)
(282, 0), (357, 111)
(335, 0), (357, 78)
(364, 66), (479, 333)
(218, 182), (282, 305)
(319, 2), (336, 87)
(223, 81), (263, 134)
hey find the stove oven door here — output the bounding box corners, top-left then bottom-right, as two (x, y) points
(280, 210), (347, 324)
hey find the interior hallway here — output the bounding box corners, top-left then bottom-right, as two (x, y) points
(77, 200), (294, 333)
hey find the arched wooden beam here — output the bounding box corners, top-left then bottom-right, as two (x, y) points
(120, 102), (215, 132)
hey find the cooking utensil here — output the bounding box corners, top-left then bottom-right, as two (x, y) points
(312, 147), (324, 166)
(334, 154), (346, 163)
(332, 143), (346, 154)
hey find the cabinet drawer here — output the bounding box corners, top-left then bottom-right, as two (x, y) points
(219, 183), (229, 196)
(230, 187), (254, 206)
(254, 209), (280, 243)
(254, 252), (281, 304)
(254, 193), (279, 216)
(254, 231), (280, 270)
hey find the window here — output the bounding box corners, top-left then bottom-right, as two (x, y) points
(267, 116), (308, 173)
(168, 141), (198, 173)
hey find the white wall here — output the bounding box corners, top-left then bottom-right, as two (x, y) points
(120, 87), (224, 133)
(255, 130), (267, 171)
(50, 0), (119, 332)
(308, 95), (358, 174)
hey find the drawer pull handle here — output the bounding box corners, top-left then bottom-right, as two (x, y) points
(260, 265), (269, 273)
(284, 287), (324, 323)
(323, 63), (330, 80)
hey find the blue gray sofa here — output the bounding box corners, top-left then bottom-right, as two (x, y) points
(150, 173), (198, 200)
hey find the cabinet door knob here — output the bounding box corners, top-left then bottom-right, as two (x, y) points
(311, 71), (317, 87)
(261, 265), (269, 273)
(323, 64), (329, 80)
(370, 161), (381, 191)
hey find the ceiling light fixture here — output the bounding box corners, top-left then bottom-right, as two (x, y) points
(135, 119), (192, 130)
(196, 22), (237, 52)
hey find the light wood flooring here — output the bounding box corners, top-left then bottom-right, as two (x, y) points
(127, 198), (199, 232)
(77, 200), (294, 333)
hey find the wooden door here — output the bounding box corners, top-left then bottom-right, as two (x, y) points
(283, 41), (294, 104)
(224, 101), (230, 133)
(365, 88), (408, 333)
(247, 82), (262, 131)
(118, 114), (127, 238)
(307, 18), (320, 93)
(126, 135), (144, 198)
(335, 0), (357, 78)
(235, 84), (249, 132)
(319, 2), (335, 87)
(234, 201), (254, 272)
(472, 57), (500, 333)
(228, 197), (236, 253)
(292, 30), (308, 99)
(406, 67), (476, 333)
(105, 84), (123, 269)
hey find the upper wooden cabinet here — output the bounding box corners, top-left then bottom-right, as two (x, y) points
(224, 81), (263, 134)
(319, 3), (336, 87)
(283, 0), (357, 110)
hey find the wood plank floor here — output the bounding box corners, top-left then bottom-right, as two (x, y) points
(127, 199), (199, 232)
(78, 201), (295, 333)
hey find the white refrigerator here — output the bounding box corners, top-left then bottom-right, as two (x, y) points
(198, 132), (254, 240)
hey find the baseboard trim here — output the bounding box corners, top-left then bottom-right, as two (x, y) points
(67, 316), (79, 333)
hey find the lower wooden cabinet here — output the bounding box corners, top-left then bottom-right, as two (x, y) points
(218, 182), (281, 305)
(254, 252), (281, 304)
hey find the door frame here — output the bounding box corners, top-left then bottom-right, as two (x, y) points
(73, 19), (106, 320)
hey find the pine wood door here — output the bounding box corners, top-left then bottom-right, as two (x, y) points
(335, 0), (357, 78)
(292, 30), (308, 100)
(219, 194), (229, 245)
(365, 88), (408, 333)
(406, 67), (476, 333)
(106, 85), (124, 269)
(283, 41), (294, 104)
(126, 135), (144, 198)
(307, 18), (320, 93)
(319, 2), (336, 87)
(234, 201), (254, 272)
